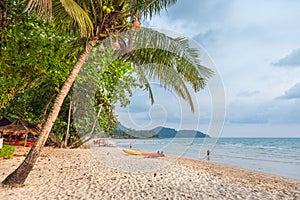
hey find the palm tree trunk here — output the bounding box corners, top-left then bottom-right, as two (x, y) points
(2, 39), (98, 186)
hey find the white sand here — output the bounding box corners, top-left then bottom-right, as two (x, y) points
(0, 146), (299, 199)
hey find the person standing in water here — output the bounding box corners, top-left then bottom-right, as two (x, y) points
(207, 150), (210, 161)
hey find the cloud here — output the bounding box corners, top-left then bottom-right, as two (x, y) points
(146, 0), (233, 37)
(227, 99), (300, 125)
(192, 29), (223, 49)
(268, 100), (300, 124)
(116, 84), (190, 129)
(273, 48), (300, 67)
(229, 116), (268, 124)
(237, 90), (260, 97)
(142, 0), (300, 136)
(287, 101), (300, 123)
(164, 0), (232, 27)
(227, 103), (269, 124)
(276, 82), (300, 99)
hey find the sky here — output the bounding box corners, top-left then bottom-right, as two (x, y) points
(115, 0), (300, 137)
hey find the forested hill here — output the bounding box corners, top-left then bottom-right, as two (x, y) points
(153, 127), (209, 138)
(110, 125), (210, 138)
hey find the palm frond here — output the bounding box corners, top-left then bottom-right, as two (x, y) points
(127, 28), (213, 91)
(120, 28), (214, 111)
(137, 63), (194, 112)
(58, 0), (94, 37)
(130, 0), (178, 19)
(24, 0), (52, 18)
(135, 65), (155, 104)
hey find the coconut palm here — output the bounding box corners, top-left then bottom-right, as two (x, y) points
(2, 0), (212, 186)
(122, 28), (213, 111)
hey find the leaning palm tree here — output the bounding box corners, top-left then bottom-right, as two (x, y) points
(2, 0), (212, 186)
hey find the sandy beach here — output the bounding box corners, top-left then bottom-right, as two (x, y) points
(0, 146), (299, 200)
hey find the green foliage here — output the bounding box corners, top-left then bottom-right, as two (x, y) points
(1, 1), (142, 145)
(0, 0), (82, 145)
(130, 0), (178, 19)
(0, 0), (80, 111)
(109, 129), (158, 139)
(1, 0), (212, 145)
(73, 47), (140, 138)
(89, 47), (140, 107)
(0, 145), (15, 159)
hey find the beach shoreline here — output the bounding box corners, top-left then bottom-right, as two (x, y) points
(0, 146), (299, 199)
(112, 137), (300, 180)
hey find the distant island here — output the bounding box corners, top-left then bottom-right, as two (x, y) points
(108, 125), (210, 139)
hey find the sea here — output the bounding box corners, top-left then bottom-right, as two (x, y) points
(112, 137), (300, 180)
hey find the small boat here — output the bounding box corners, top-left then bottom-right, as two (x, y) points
(122, 148), (142, 155)
(122, 149), (164, 157)
(141, 152), (164, 157)
(3, 137), (36, 147)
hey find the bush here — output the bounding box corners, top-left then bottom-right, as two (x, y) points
(0, 145), (15, 159)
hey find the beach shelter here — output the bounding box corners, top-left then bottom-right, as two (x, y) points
(0, 116), (40, 146)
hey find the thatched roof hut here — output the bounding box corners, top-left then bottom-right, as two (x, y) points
(0, 116), (40, 135)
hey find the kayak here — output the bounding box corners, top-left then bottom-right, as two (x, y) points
(122, 149), (164, 157)
(122, 148), (142, 155)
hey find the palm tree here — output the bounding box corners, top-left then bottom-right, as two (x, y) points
(2, 0), (212, 186)
(123, 28), (213, 111)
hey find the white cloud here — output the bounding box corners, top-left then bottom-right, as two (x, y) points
(145, 0), (233, 37)
(276, 82), (300, 100)
(227, 101), (269, 124)
(226, 98), (300, 125)
(273, 49), (300, 67)
(237, 90), (260, 97)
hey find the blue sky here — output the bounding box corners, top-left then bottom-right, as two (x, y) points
(116, 0), (300, 137)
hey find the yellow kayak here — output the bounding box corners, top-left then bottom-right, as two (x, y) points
(122, 149), (165, 157)
(122, 148), (142, 155)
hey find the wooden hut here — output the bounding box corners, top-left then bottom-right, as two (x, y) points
(0, 116), (39, 146)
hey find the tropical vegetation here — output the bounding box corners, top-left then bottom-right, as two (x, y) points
(0, 145), (15, 159)
(1, 0), (213, 186)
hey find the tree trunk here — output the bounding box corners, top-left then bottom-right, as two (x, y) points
(0, 0), (8, 54)
(88, 104), (103, 136)
(2, 39), (98, 186)
(64, 98), (72, 147)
